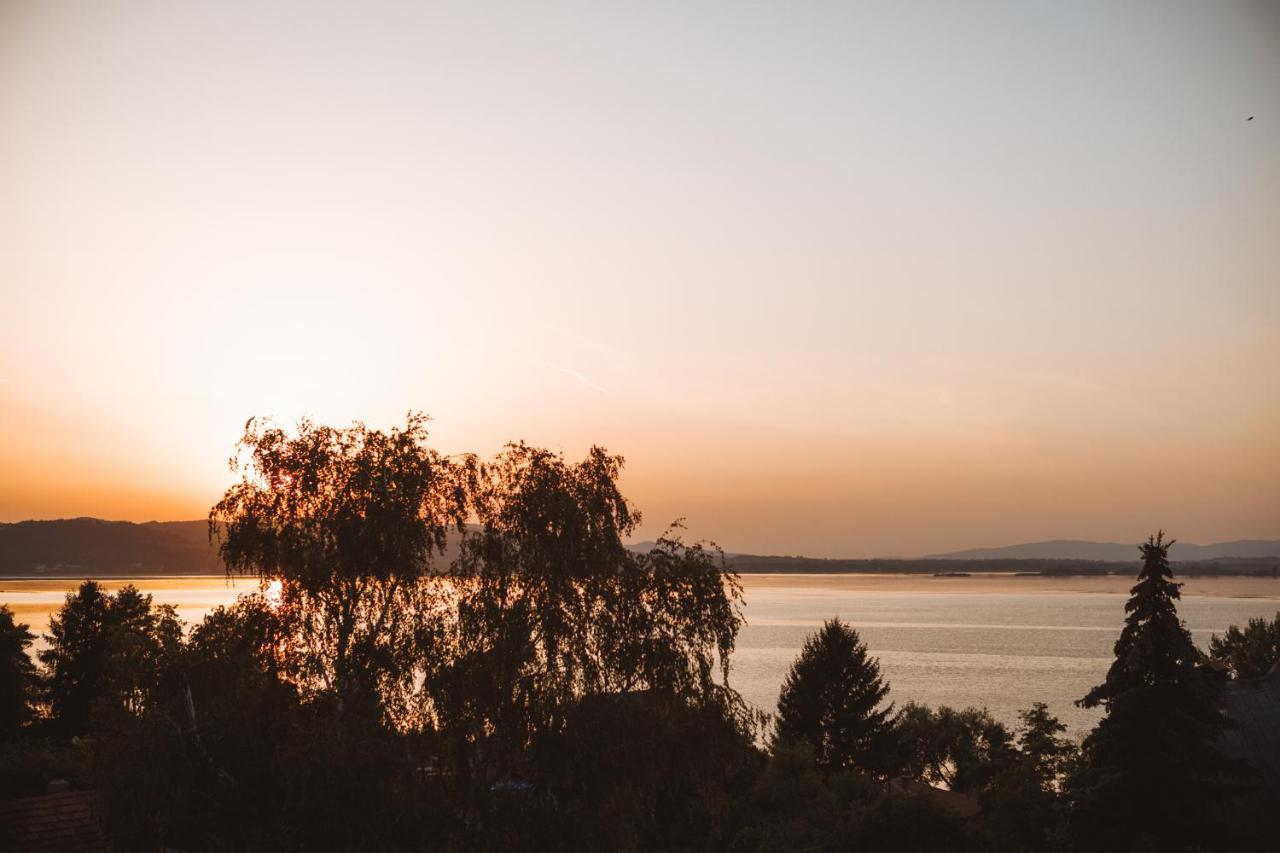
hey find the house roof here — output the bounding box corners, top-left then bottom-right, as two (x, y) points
(886, 776), (981, 820)
(1219, 662), (1280, 840)
(0, 789), (107, 853)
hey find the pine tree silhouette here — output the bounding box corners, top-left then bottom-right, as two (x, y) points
(1070, 532), (1248, 852)
(774, 618), (895, 775)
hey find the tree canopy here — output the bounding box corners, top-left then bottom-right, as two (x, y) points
(210, 414), (468, 727)
(1209, 612), (1280, 680)
(433, 442), (748, 791)
(892, 702), (1016, 794)
(201, 417), (751, 848)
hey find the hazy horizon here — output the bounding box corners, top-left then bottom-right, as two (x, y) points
(3, 1), (1278, 557)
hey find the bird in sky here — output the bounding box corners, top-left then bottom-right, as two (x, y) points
(1247, 116), (1254, 121)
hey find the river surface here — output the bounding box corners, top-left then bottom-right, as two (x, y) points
(4, 573), (1278, 737)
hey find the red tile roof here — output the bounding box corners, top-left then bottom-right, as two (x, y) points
(0, 790), (107, 853)
(1220, 664), (1280, 841)
(886, 776), (981, 820)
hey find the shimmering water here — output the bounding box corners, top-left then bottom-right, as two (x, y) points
(732, 574), (1280, 735)
(4, 573), (1278, 736)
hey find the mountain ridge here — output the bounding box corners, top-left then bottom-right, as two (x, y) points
(922, 538), (1280, 562)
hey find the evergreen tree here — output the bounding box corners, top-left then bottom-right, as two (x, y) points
(980, 703), (1076, 853)
(0, 605), (39, 737)
(39, 581), (181, 735)
(1015, 702), (1075, 788)
(1069, 532), (1246, 852)
(774, 618), (895, 775)
(40, 580), (113, 735)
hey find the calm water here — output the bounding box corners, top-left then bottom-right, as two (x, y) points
(5, 573), (1279, 737)
(733, 574), (1280, 735)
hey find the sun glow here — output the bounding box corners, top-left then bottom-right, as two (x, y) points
(0, 1), (1276, 556)
(265, 579), (284, 609)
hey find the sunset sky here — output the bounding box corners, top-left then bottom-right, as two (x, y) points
(2, 1), (1277, 557)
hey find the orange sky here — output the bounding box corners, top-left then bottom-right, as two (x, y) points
(2, 1), (1278, 556)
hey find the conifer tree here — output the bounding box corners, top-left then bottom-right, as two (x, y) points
(40, 580), (113, 735)
(0, 605), (39, 736)
(40, 581), (182, 735)
(774, 618), (895, 775)
(1069, 532), (1245, 852)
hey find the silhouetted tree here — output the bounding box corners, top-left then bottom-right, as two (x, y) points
(40, 580), (111, 734)
(39, 581), (179, 735)
(1070, 532), (1246, 852)
(92, 588), (461, 853)
(980, 703), (1076, 853)
(433, 443), (747, 792)
(210, 414), (468, 728)
(892, 702), (1016, 793)
(773, 617), (896, 775)
(198, 418), (753, 850)
(1013, 703), (1075, 787)
(0, 605), (39, 736)
(1209, 612), (1280, 679)
(172, 594), (303, 838)
(102, 585), (183, 718)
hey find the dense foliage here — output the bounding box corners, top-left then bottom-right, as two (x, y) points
(182, 417), (753, 849)
(210, 414), (468, 730)
(1209, 611), (1280, 679)
(892, 702), (1018, 793)
(38, 581), (182, 736)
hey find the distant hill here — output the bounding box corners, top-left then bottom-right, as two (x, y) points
(923, 539), (1280, 562)
(3, 519), (1277, 577)
(0, 518), (222, 575)
(0, 518), (474, 577)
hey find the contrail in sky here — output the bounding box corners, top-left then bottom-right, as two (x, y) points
(547, 362), (613, 397)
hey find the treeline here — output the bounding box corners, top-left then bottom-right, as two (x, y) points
(1, 417), (1275, 851)
(724, 555), (1280, 576)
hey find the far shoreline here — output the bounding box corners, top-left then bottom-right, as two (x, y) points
(735, 572), (1280, 599)
(5, 572), (1280, 599)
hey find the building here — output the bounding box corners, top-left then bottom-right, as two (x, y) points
(1219, 661), (1280, 841)
(0, 787), (107, 853)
